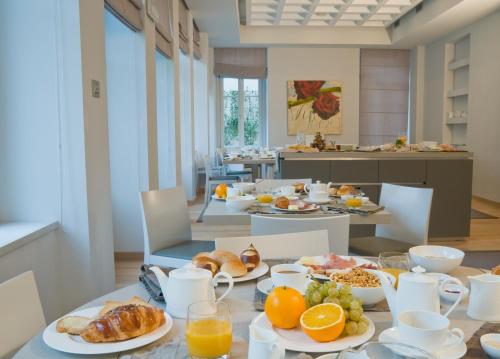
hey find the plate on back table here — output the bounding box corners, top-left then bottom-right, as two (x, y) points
(43, 306), (173, 355)
(296, 255), (378, 280)
(271, 204), (320, 213)
(184, 261), (269, 283)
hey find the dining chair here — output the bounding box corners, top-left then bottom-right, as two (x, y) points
(202, 155), (240, 209)
(0, 271), (46, 358)
(251, 214), (350, 255)
(140, 186), (215, 268)
(254, 178), (312, 193)
(349, 183), (434, 256)
(216, 148), (253, 181)
(215, 230), (329, 259)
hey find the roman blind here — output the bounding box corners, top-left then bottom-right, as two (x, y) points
(193, 21), (201, 60)
(104, 0), (143, 31)
(178, 0), (189, 54)
(214, 48), (267, 79)
(153, 0), (173, 58)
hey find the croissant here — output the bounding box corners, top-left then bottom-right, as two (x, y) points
(80, 304), (165, 343)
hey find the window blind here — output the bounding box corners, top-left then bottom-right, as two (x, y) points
(193, 21), (201, 60)
(214, 48), (267, 79)
(152, 0), (173, 58)
(178, 0), (189, 54)
(104, 0), (143, 31)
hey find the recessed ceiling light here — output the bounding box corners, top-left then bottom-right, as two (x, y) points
(370, 14), (392, 20)
(335, 20), (357, 26)
(362, 20), (385, 26)
(340, 13), (363, 20)
(377, 6), (402, 14)
(345, 6), (370, 13)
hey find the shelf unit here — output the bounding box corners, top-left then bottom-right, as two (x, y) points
(442, 34), (470, 147)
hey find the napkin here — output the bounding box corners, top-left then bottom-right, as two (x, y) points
(139, 264), (168, 302)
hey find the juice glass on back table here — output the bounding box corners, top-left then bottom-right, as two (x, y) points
(186, 300), (232, 359)
(378, 252), (410, 288)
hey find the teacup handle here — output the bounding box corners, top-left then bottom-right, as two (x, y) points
(444, 328), (465, 348)
(304, 184), (310, 194)
(439, 278), (464, 317)
(212, 271), (234, 302)
(271, 342), (286, 359)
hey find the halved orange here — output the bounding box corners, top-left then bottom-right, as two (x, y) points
(300, 303), (346, 342)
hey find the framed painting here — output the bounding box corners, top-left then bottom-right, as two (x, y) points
(287, 80), (342, 135)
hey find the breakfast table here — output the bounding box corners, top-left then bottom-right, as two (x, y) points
(13, 261), (491, 359)
(223, 157), (276, 179)
(203, 198), (392, 226)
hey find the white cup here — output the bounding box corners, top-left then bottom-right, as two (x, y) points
(270, 264), (311, 293)
(248, 323), (285, 359)
(398, 310), (465, 353)
(226, 187), (241, 198)
(309, 190), (329, 202)
(279, 185), (295, 196)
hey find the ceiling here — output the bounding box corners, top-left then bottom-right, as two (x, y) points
(245, 0), (422, 28)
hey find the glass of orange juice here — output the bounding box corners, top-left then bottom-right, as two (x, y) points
(186, 300), (232, 358)
(378, 252), (410, 288)
(256, 193), (273, 204)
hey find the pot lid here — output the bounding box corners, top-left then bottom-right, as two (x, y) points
(401, 265), (436, 284)
(170, 267), (212, 280)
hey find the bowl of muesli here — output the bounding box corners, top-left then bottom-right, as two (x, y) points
(329, 268), (396, 306)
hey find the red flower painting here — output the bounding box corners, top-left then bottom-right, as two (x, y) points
(312, 93), (340, 120)
(294, 80), (325, 99)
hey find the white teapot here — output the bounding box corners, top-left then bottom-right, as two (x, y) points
(378, 266), (464, 326)
(149, 266), (234, 319)
(304, 180), (333, 194)
(467, 272), (500, 321)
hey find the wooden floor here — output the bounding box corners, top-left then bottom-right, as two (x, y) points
(115, 195), (500, 288)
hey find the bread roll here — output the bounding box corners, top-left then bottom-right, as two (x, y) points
(56, 316), (92, 335)
(210, 250), (240, 264)
(193, 256), (219, 276)
(193, 252), (212, 262)
(220, 259), (247, 277)
(275, 196), (290, 209)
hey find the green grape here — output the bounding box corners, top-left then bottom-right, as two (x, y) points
(345, 321), (358, 336)
(357, 320), (368, 335)
(359, 316), (369, 326)
(353, 296), (364, 307)
(327, 287), (339, 298)
(322, 296), (336, 304)
(320, 284), (330, 297)
(339, 285), (352, 296)
(349, 308), (362, 322)
(331, 297), (341, 305)
(350, 300), (362, 311)
(343, 308), (349, 320)
(339, 294), (353, 309)
(311, 290), (323, 305)
(308, 281), (321, 291)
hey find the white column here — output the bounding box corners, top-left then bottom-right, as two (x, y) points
(172, 0), (182, 185)
(414, 45), (426, 143)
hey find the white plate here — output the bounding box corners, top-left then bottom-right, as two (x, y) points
(271, 204), (320, 213)
(379, 327), (466, 359)
(297, 256), (378, 280)
(185, 261), (269, 283)
(256, 277), (313, 295)
(211, 194), (226, 201)
(304, 198), (332, 205)
(43, 306), (173, 355)
(252, 312), (375, 353)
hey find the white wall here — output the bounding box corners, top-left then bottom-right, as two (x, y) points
(267, 47), (360, 146)
(419, 9), (500, 201)
(104, 10), (146, 252)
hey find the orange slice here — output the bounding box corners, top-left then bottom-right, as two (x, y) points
(300, 303), (345, 342)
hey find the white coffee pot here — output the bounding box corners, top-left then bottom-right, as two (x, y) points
(467, 272), (500, 321)
(378, 266), (463, 326)
(149, 266), (234, 319)
(304, 180), (333, 194)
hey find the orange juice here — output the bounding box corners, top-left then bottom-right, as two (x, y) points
(186, 319), (232, 358)
(345, 197), (362, 208)
(257, 194), (273, 203)
(381, 268), (407, 288)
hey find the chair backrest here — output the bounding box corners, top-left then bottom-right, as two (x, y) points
(376, 183), (433, 245)
(251, 214), (350, 255)
(254, 178), (312, 193)
(0, 271), (46, 357)
(140, 186), (192, 255)
(215, 230), (329, 259)
(216, 148), (224, 167)
(203, 154), (213, 174)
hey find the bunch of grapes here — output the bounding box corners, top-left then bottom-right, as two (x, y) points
(304, 280), (369, 336)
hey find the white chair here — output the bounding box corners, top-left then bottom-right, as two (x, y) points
(0, 271), (45, 358)
(202, 155), (239, 209)
(140, 186), (215, 268)
(349, 183), (434, 256)
(254, 178), (312, 193)
(251, 214), (350, 255)
(215, 230), (329, 259)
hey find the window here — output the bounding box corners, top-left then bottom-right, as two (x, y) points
(222, 78), (265, 147)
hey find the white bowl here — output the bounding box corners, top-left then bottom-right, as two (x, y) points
(481, 333), (500, 359)
(225, 195), (256, 211)
(331, 269), (396, 306)
(232, 182), (255, 194)
(409, 245), (464, 274)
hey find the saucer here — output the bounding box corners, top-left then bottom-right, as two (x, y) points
(379, 327), (466, 359)
(304, 197), (331, 205)
(256, 277), (311, 295)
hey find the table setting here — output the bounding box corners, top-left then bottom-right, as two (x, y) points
(17, 245), (500, 359)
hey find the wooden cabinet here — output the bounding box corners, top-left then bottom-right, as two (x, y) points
(379, 160), (426, 185)
(280, 160), (330, 183)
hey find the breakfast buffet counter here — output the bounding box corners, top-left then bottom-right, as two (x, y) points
(278, 151), (474, 239)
